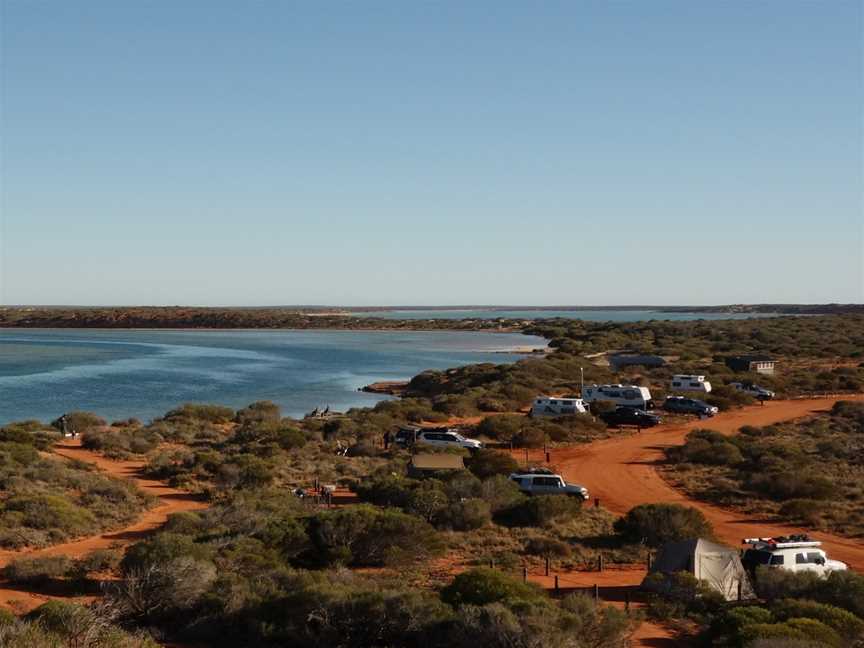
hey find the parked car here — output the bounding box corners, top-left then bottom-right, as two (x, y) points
(741, 536), (847, 577)
(662, 396), (719, 417)
(416, 429), (483, 451)
(599, 407), (662, 428)
(508, 471), (589, 499)
(729, 382), (775, 400)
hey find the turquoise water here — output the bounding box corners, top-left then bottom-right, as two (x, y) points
(0, 329), (544, 425)
(350, 309), (779, 321)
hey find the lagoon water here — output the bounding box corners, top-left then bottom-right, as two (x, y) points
(0, 329), (545, 425)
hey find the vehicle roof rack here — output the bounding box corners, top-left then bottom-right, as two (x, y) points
(742, 535), (822, 550)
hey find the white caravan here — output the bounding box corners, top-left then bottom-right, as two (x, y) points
(741, 536), (847, 577)
(670, 374), (712, 393)
(531, 396), (588, 417)
(581, 384), (654, 410)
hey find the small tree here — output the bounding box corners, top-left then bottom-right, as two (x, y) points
(614, 503), (713, 547)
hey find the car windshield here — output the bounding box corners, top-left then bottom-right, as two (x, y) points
(747, 550), (773, 565)
(452, 433), (465, 441)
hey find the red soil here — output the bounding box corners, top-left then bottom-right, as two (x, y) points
(0, 439), (207, 613)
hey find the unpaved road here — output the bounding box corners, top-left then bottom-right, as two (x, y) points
(0, 439), (207, 612)
(550, 395), (864, 572)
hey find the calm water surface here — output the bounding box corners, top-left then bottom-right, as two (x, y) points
(0, 329), (545, 425)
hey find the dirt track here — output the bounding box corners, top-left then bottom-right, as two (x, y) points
(0, 439), (207, 612)
(547, 395), (864, 573)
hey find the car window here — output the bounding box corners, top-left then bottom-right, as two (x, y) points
(510, 477), (523, 486)
(770, 554), (785, 566)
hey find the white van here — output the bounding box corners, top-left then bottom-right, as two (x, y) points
(670, 374), (712, 393)
(582, 384), (653, 410)
(531, 396), (587, 417)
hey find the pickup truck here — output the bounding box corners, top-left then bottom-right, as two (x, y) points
(508, 471), (589, 499)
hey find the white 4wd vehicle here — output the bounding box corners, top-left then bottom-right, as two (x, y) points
(729, 382), (775, 400)
(416, 430), (482, 451)
(742, 536), (847, 577)
(509, 470), (589, 500)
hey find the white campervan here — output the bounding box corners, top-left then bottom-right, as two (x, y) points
(531, 396), (587, 417)
(581, 384), (653, 410)
(670, 374), (712, 393)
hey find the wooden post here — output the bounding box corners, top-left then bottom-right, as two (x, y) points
(545, 556), (550, 576)
(625, 590), (631, 613)
(524, 448), (529, 464)
(545, 451), (551, 463)
(593, 584), (599, 601)
(522, 567), (528, 583)
(598, 554), (604, 572)
(489, 558), (494, 569)
(554, 575), (559, 594)
(594, 497), (600, 508)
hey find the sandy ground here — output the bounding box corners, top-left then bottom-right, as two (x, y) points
(534, 395), (864, 646)
(0, 439), (207, 613)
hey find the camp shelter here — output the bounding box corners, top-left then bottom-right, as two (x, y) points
(643, 538), (756, 601)
(407, 453), (465, 478)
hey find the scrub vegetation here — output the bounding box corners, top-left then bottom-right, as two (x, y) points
(0, 423), (152, 549)
(662, 401), (864, 538)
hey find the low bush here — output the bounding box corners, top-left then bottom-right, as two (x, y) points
(614, 503), (713, 547)
(440, 568), (545, 608)
(3, 555), (73, 584)
(465, 449), (519, 479)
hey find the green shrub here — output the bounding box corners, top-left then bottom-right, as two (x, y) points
(441, 568), (545, 608)
(524, 536), (571, 558)
(437, 498), (491, 531)
(3, 555), (73, 584)
(121, 532), (214, 573)
(497, 494), (582, 527)
(308, 505), (443, 566)
(165, 403), (234, 424)
(614, 503), (713, 547)
(771, 598), (864, 641)
(465, 449), (519, 479)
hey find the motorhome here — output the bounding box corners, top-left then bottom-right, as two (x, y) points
(581, 384), (654, 410)
(741, 536), (848, 577)
(531, 396), (587, 417)
(669, 374), (712, 393)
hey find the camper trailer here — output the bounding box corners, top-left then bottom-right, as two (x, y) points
(669, 374), (712, 393)
(531, 396), (587, 417)
(581, 384), (654, 410)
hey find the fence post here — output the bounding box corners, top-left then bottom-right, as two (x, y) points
(594, 497), (600, 508)
(524, 448), (529, 464)
(489, 558), (494, 569)
(598, 554), (604, 572)
(545, 556), (550, 576)
(522, 567), (528, 583)
(554, 575), (559, 595)
(593, 584), (599, 601)
(625, 590), (631, 613)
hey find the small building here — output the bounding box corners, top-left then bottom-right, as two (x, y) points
(407, 453), (465, 478)
(531, 396), (588, 417)
(725, 355), (776, 375)
(643, 538), (756, 602)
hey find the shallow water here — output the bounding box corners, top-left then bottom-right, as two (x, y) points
(0, 329), (545, 425)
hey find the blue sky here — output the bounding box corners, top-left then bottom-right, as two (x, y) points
(1, 1), (861, 306)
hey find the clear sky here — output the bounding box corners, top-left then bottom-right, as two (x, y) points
(1, 1), (861, 306)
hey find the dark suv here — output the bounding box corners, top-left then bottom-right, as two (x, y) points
(599, 407), (662, 428)
(662, 396), (719, 417)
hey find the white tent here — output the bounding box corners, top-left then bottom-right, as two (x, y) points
(643, 538), (756, 601)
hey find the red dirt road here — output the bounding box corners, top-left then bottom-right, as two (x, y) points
(551, 396), (864, 571)
(0, 439), (207, 612)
